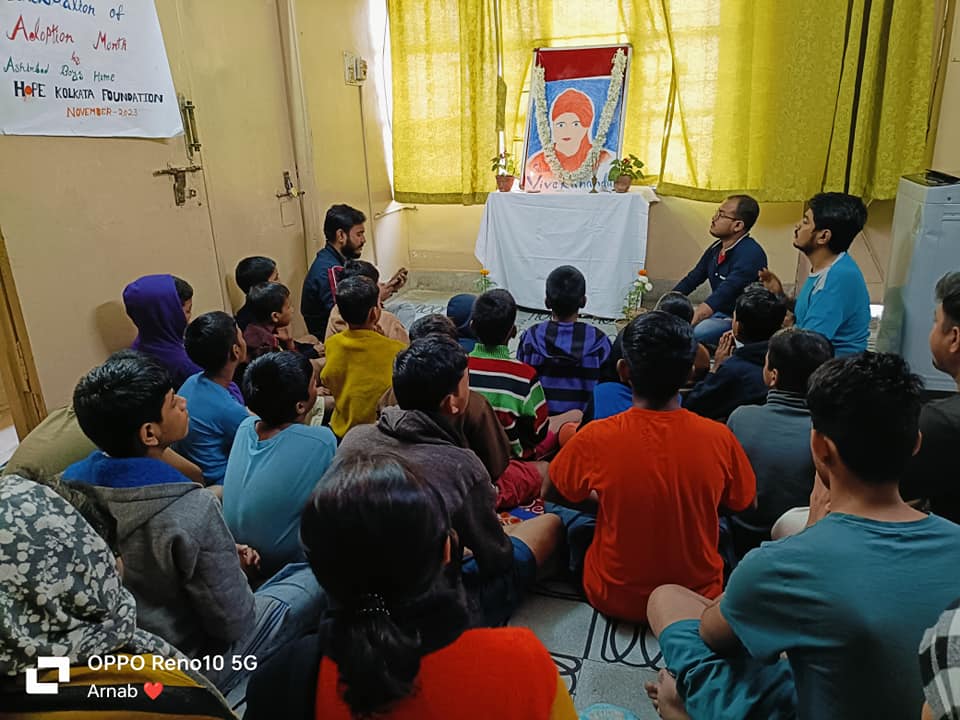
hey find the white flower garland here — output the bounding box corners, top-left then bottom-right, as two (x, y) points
(532, 48), (627, 186)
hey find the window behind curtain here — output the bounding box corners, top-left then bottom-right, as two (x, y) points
(389, 0), (936, 205)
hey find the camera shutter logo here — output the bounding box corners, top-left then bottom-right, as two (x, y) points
(25, 657), (70, 695)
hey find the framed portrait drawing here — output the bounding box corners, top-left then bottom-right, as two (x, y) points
(521, 45), (632, 193)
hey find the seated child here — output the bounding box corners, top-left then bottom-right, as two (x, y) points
(123, 274), (201, 387)
(174, 311), (250, 486)
(245, 452), (575, 720)
(684, 283), (786, 421)
(326, 260), (409, 343)
(242, 281), (297, 359)
(381, 314), (544, 510)
(655, 291), (711, 381)
(468, 289), (549, 458)
(235, 256), (278, 330)
(223, 352), (336, 579)
(586, 292), (710, 425)
(64, 350), (324, 694)
(321, 276), (407, 438)
(0, 473), (236, 719)
(517, 265), (612, 415)
(726, 327), (834, 553)
(645, 353), (960, 720)
(4, 404), (203, 483)
(338, 335), (562, 626)
(447, 293), (478, 352)
(546, 311), (755, 623)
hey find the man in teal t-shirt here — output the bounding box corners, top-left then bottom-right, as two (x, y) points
(643, 353), (960, 720)
(759, 192), (871, 356)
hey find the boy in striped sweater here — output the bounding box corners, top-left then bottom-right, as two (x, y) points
(468, 289), (549, 458)
(518, 266), (612, 415)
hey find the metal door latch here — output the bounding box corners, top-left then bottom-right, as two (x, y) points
(154, 164), (202, 206)
(276, 170), (305, 199)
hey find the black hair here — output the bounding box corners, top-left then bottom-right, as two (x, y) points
(235, 256), (277, 294)
(935, 272), (960, 327)
(301, 452), (468, 717)
(545, 265), (586, 318)
(324, 204), (367, 244)
(807, 352), (923, 485)
(393, 336), (467, 412)
(72, 349), (174, 458)
(621, 311), (696, 408)
(408, 314), (458, 342)
(470, 289), (517, 346)
(727, 194), (760, 232)
(766, 327), (834, 395)
(734, 283), (786, 343)
(808, 192), (867, 254)
(654, 291), (694, 324)
(242, 351), (314, 426)
(172, 276), (193, 304)
(342, 259), (380, 284)
(185, 311), (239, 373)
(336, 275), (380, 326)
(247, 282), (290, 324)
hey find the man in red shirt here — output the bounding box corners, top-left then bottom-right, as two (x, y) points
(546, 311), (755, 623)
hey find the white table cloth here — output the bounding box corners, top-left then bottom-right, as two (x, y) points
(475, 189), (658, 318)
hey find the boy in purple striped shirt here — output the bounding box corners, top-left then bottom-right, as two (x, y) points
(517, 266), (612, 415)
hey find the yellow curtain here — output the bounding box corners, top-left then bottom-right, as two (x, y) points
(658, 0), (935, 203)
(388, 0), (936, 204)
(389, 0), (498, 204)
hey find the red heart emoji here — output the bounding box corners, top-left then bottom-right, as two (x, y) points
(144, 682), (163, 700)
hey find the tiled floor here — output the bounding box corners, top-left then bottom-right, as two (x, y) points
(386, 289), (622, 347)
(509, 579), (662, 718)
(386, 290), (660, 717)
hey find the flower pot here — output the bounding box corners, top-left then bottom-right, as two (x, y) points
(613, 174), (632, 193)
(496, 175), (516, 192)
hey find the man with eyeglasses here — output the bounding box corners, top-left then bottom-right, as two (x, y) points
(673, 195), (768, 346)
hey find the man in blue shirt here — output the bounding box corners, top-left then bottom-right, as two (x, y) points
(759, 192), (871, 356)
(643, 352), (960, 720)
(301, 204), (408, 338)
(674, 195), (768, 346)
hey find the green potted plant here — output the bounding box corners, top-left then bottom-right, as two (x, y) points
(490, 152), (519, 192)
(607, 154), (645, 193)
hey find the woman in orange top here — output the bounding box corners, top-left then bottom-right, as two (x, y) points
(245, 452), (576, 720)
(526, 88), (614, 190)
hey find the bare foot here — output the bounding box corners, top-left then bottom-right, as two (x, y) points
(644, 669), (690, 720)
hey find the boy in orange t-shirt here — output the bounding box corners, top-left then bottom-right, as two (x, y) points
(546, 311), (755, 623)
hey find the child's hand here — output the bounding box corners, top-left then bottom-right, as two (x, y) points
(237, 544), (261, 575)
(758, 268), (783, 296)
(712, 331), (735, 370)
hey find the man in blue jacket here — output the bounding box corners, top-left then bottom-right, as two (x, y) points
(674, 195), (768, 345)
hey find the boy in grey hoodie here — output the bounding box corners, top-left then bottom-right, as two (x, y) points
(338, 335), (562, 626)
(65, 350), (324, 694)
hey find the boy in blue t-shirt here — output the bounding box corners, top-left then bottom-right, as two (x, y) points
(644, 353), (960, 720)
(223, 351), (336, 579)
(174, 311), (250, 486)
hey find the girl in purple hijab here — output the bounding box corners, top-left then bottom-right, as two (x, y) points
(123, 274), (202, 388)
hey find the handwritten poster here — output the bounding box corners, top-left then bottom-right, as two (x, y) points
(0, 0), (182, 137)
